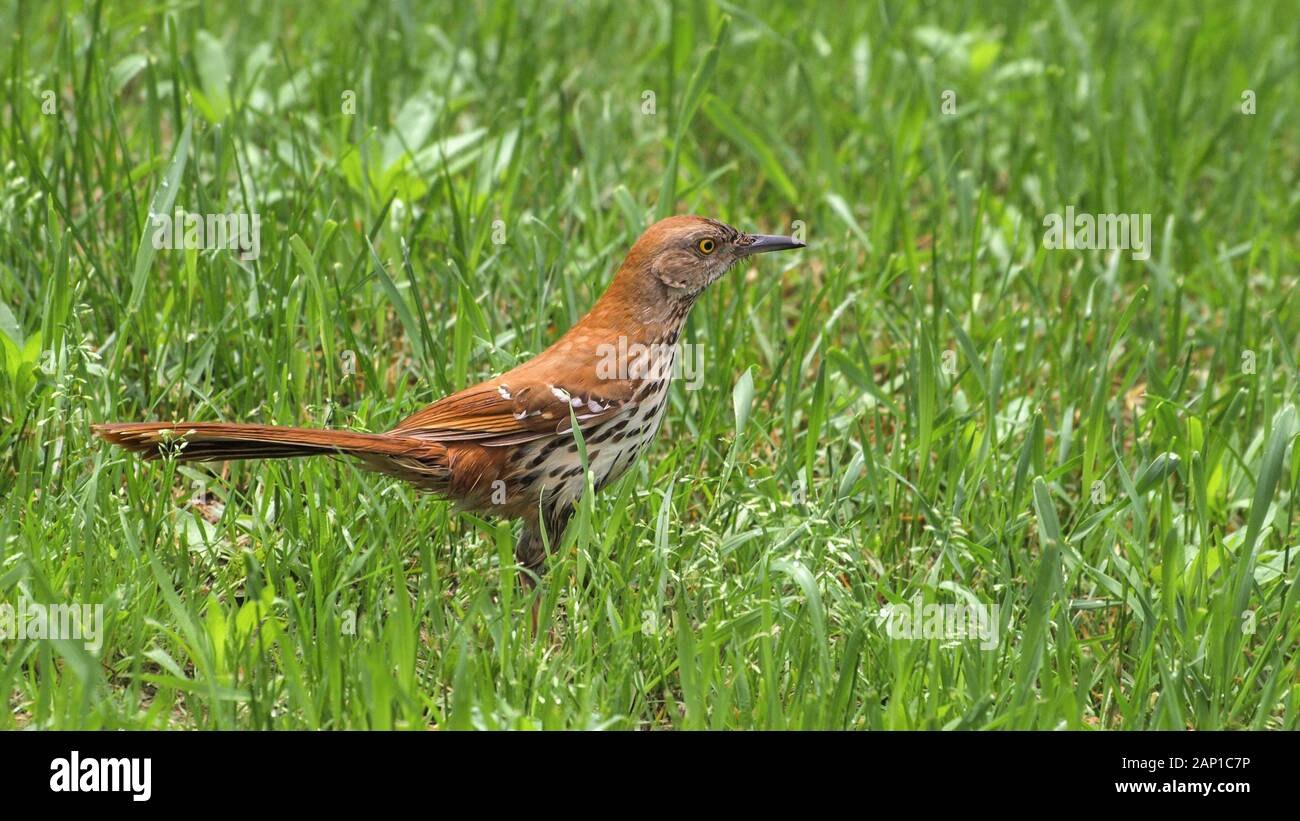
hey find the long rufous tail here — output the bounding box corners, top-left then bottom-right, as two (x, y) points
(92, 422), (435, 463)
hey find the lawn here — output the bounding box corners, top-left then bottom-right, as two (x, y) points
(1, 0), (1297, 729)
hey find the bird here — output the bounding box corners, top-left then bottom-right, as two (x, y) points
(94, 215), (804, 582)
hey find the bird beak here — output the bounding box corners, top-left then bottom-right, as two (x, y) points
(737, 233), (806, 256)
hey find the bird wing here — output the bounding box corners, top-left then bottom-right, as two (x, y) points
(389, 376), (637, 446)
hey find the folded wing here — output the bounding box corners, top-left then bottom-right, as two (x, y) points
(390, 376), (636, 446)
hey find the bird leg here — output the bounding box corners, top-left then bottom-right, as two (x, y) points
(514, 505), (575, 635)
(513, 503), (575, 583)
(514, 525), (547, 589)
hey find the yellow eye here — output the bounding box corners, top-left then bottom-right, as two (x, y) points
(698, 238), (716, 254)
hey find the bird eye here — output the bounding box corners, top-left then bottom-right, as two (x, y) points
(697, 238), (716, 254)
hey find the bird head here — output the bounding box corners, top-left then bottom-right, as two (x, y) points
(623, 215), (805, 301)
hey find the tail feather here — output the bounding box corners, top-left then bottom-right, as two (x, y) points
(92, 422), (439, 463)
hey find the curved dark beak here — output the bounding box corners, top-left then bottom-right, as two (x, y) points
(737, 233), (805, 256)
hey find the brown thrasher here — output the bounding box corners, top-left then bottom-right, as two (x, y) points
(95, 216), (804, 580)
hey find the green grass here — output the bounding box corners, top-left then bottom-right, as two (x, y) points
(2, 0), (1298, 729)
